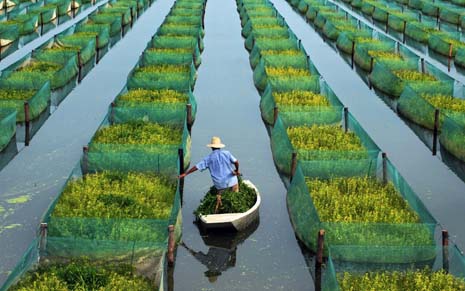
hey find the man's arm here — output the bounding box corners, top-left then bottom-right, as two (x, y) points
(233, 160), (240, 176)
(179, 166), (198, 179)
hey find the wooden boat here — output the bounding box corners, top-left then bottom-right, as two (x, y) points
(198, 180), (261, 231)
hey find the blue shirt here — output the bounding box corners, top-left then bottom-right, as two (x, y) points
(196, 150), (238, 190)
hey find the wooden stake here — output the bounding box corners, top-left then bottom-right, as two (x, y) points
(130, 7), (134, 27)
(110, 102), (115, 124)
(82, 146), (89, 174)
(442, 229), (449, 273)
(39, 223), (48, 252)
(386, 12), (389, 33)
(344, 107), (348, 133)
(167, 225), (176, 267)
(432, 109), (440, 156)
(95, 35), (100, 64)
(273, 106), (279, 126)
(178, 148), (184, 204)
(24, 102), (30, 146)
(448, 43), (453, 72)
(186, 104), (193, 128)
(351, 41), (355, 69)
(369, 57), (374, 74)
(40, 12), (44, 35)
(382, 152), (387, 184)
(402, 20), (406, 43)
(421, 58), (425, 73)
(290, 152), (297, 182)
(77, 51), (82, 83)
(316, 229), (325, 264)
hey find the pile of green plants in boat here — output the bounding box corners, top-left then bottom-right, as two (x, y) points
(9, 259), (155, 291)
(194, 179), (256, 216)
(337, 267), (465, 291)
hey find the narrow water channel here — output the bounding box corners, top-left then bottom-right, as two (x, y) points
(0, 0), (175, 284)
(172, 0), (314, 289)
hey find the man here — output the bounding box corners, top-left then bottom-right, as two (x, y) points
(179, 136), (240, 192)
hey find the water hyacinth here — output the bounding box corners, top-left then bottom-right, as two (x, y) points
(337, 268), (465, 291)
(52, 171), (175, 219)
(92, 122), (182, 146)
(137, 64), (191, 74)
(368, 50), (402, 60)
(117, 89), (188, 104)
(261, 49), (301, 56)
(0, 89), (36, 101)
(10, 260), (154, 291)
(306, 176), (420, 223)
(265, 67), (311, 77)
(393, 70), (436, 81)
(274, 90), (330, 107)
(423, 93), (465, 112)
(19, 61), (62, 73)
(287, 124), (365, 152)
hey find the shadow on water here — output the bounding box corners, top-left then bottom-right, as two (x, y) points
(181, 220), (260, 283)
(0, 137), (18, 170)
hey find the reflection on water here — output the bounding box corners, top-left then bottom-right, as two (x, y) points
(181, 221), (259, 282)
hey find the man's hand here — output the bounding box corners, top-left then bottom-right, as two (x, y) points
(233, 170), (241, 176)
(178, 173), (187, 179)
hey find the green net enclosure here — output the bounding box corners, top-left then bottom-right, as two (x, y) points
(75, 22), (111, 48)
(0, 108), (16, 151)
(322, 243), (465, 291)
(3, 14), (38, 36)
(428, 32), (465, 57)
(55, 33), (97, 65)
(28, 4), (58, 24)
(287, 157), (438, 264)
(84, 112), (191, 175)
(440, 113), (465, 162)
(260, 81), (343, 127)
(353, 39), (396, 71)
(46, 0), (72, 16)
(0, 81), (50, 122)
(455, 47), (465, 68)
(88, 11), (123, 37)
(271, 112), (380, 178)
(113, 87), (197, 125)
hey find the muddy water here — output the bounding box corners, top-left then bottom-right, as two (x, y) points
(172, 0), (314, 289)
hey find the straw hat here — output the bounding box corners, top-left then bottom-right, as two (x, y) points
(207, 136), (225, 148)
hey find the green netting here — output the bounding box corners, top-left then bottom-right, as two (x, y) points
(323, 244), (465, 291)
(89, 13), (123, 36)
(322, 19), (359, 41)
(428, 32), (465, 57)
(55, 34), (97, 64)
(0, 108), (16, 151)
(76, 23), (111, 48)
(150, 35), (203, 54)
(455, 47), (465, 68)
(361, 1), (375, 15)
(439, 6), (464, 24)
(260, 82), (343, 126)
(0, 82), (50, 122)
(408, 0), (423, 9)
(421, 1), (440, 16)
(249, 43), (307, 68)
(353, 40), (396, 71)
(241, 16), (285, 38)
(1, 54), (78, 90)
(165, 15), (202, 26)
(287, 157), (437, 264)
(369, 59), (452, 97)
(156, 24), (204, 38)
(100, 7), (132, 25)
(85, 113), (191, 174)
(4, 14), (38, 36)
(270, 112), (380, 178)
(440, 113), (465, 161)
(405, 21), (436, 43)
(29, 4), (58, 24)
(388, 11), (416, 32)
(252, 56), (319, 91)
(336, 30), (373, 54)
(140, 48), (200, 68)
(46, 0), (72, 15)
(113, 87), (197, 125)
(126, 63), (196, 92)
(314, 11), (346, 30)
(0, 23), (19, 45)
